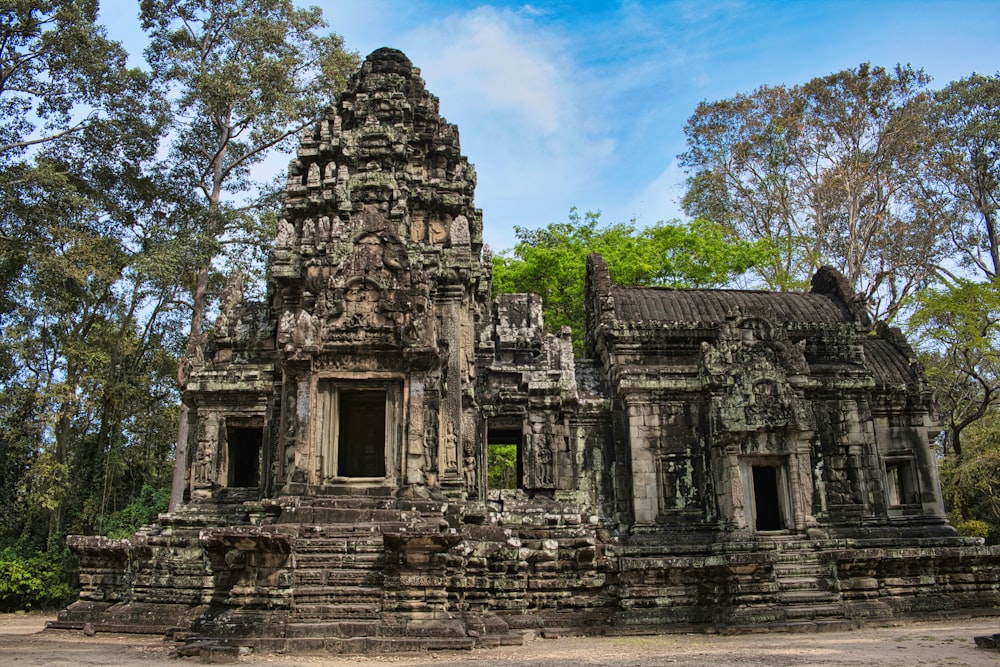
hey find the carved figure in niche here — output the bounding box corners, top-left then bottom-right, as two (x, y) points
(193, 413), (219, 486)
(813, 451), (828, 514)
(537, 436), (553, 485)
(215, 272), (243, 337)
(424, 409), (439, 472)
(428, 215), (449, 245)
(193, 443), (215, 486)
(277, 310), (296, 346)
(463, 439), (476, 490)
(450, 215), (470, 247)
(529, 422), (553, 486)
(444, 421), (458, 473)
(301, 217), (316, 246)
(307, 163), (321, 187)
(290, 310), (317, 347)
(274, 218), (295, 249)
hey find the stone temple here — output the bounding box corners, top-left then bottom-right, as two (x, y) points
(56, 48), (1000, 652)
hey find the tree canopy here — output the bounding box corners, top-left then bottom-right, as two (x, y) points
(681, 63), (944, 323)
(492, 209), (772, 354)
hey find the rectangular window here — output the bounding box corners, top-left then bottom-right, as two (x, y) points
(487, 428), (522, 489)
(317, 379), (401, 480)
(227, 426), (262, 488)
(886, 460), (915, 506)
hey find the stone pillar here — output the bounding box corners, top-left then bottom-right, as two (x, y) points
(437, 286), (465, 485)
(406, 378), (426, 486)
(913, 416), (948, 520)
(627, 399), (658, 524)
(792, 434), (818, 532)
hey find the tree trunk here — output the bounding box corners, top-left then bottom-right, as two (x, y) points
(168, 207), (214, 510)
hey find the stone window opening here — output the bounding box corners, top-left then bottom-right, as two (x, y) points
(487, 428), (522, 490)
(885, 459), (917, 507)
(741, 457), (791, 533)
(317, 380), (402, 481)
(227, 425), (263, 488)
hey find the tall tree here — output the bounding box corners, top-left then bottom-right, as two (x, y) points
(681, 63), (943, 322)
(924, 73), (1000, 280)
(0, 0), (178, 552)
(138, 0), (358, 508)
(909, 73), (1000, 471)
(492, 209), (771, 355)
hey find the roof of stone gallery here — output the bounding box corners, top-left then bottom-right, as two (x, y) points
(608, 285), (855, 325)
(863, 338), (919, 387)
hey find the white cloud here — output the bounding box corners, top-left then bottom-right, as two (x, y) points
(624, 160), (689, 227)
(405, 7), (569, 136)
(394, 6), (617, 249)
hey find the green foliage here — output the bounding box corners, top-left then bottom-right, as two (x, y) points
(0, 0), (145, 162)
(955, 519), (992, 541)
(910, 279), (1000, 459)
(937, 409), (1000, 532)
(926, 73), (1000, 280)
(0, 547), (74, 611)
(492, 209), (769, 354)
(94, 485), (170, 539)
(487, 444), (518, 490)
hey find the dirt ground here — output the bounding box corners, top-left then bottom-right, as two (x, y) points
(2, 613), (1000, 666)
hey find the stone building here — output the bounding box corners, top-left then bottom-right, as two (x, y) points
(56, 48), (1000, 653)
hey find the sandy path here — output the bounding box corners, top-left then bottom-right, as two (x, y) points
(1, 614), (998, 666)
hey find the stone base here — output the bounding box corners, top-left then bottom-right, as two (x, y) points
(56, 495), (1000, 654)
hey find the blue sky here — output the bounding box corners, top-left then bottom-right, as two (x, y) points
(101, 1), (1000, 252)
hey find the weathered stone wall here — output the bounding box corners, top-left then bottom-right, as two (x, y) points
(56, 48), (1000, 652)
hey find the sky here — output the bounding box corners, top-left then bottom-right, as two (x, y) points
(100, 1), (1000, 252)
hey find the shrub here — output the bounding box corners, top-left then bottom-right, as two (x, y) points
(0, 548), (74, 611)
(94, 485), (169, 539)
(955, 519), (993, 541)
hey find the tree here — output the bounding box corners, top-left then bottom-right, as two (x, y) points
(138, 0), (358, 508)
(0, 0), (139, 160)
(908, 73), (1000, 522)
(938, 407), (1000, 534)
(910, 280), (1000, 461)
(0, 0), (178, 559)
(492, 209), (771, 354)
(924, 73), (1000, 280)
(681, 63), (944, 322)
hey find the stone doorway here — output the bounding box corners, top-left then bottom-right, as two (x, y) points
(337, 390), (387, 478)
(227, 426), (262, 488)
(751, 465), (784, 531)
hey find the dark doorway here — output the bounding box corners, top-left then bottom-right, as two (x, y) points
(752, 466), (783, 531)
(487, 428), (522, 489)
(338, 390), (386, 477)
(228, 427), (262, 487)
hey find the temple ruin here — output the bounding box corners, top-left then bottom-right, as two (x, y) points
(55, 48), (1000, 653)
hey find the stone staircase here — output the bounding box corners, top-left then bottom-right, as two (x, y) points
(262, 495), (478, 652)
(290, 524), (386, 623)
(770, 544), (843, 623)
